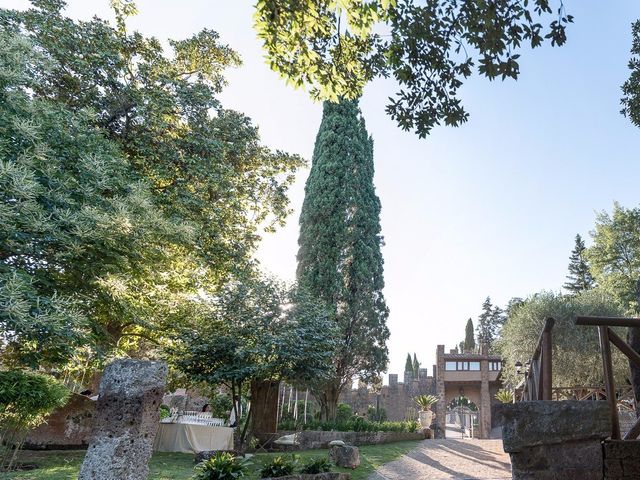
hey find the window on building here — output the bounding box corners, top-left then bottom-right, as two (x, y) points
(490, 361), (502, 371)
(469, 361), (480, 371)
(445, 361), (482, 371)
(445, 361), (457, 370)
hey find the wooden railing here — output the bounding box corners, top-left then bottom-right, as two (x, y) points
(520, 317), (555, 401)
(575, 316), (640, 440)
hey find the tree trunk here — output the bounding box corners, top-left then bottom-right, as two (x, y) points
(319, 382), (341, 421)
(250, 379), (280, 434)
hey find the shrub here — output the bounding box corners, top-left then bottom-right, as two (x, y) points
(259, 455), (296, 478)
(278, 416), (420, 433)
(0, 370), (69, 471)
(159, 404), (170, 419)
(414, 395), (438, 411)
(299, 457), (332, 474)
(335, 403), (352, 422)
(193, 452), (250, 480)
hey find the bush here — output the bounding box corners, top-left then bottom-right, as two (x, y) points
(299, 458), (332, 474)
(259, 455), (296, 478)
(278, 415), (419, 433)
(193, 452), (250, 480)
(0, 370), (69, 471)
(159, 404), (170, 419)
(335, 403), (352, 423)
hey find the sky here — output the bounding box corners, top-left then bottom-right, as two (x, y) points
(5, 0), (640, 379)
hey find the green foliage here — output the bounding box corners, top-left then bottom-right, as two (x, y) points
(564, 234), (595, 294)
(335, 403), (354, 423)
(412, 353), (420, 378)
(498, 289), (627, 388)
(476, 297), (504, 352)
(259, 456), (296, 478)
(254, 0), (572, 137)
(622, 20), (640, 127)
(447, 396), (477, 411)
(0, 370), (69, 471)
(495, 389), (514, 404)
(299, 457), (332, 474)
(367, 405), (387, 422)
(414, 395), (437, 412)
(297, 99), (389, 419)
(464, 318), (476, 352)
(404, 354), (413, 374)
(1, 1), (303, 362)
(193, 452), (250, 480)
(279, 416), (418, 434)
(159, 405), (170, 420)
(586, 204), (640, 313)
(208, 393), (233, 420)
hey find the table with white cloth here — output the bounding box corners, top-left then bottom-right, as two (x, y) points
(153, 423), (234, 453)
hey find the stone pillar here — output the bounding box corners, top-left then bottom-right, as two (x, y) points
(388, 374), (398, 390)
(79, 359), (167, 480)
(434, 345), (446, 438)
(480, 355), (491, 439)
(495, 401), (612, 480)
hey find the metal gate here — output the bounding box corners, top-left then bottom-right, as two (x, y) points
(446, 406), (478, 438)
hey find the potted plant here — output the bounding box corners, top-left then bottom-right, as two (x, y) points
(414, 395), (438, 429)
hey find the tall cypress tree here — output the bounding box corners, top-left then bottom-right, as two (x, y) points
(297, 99), (389, 420)
(464, 318), (476, 352)
(412, 353), (420, 377)
(564, 234), (595, 294)
(404, 353), (413, 373)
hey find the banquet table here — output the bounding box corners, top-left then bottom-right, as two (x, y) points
(153, 423), (234, 453)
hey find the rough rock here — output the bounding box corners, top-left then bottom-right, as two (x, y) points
(78, 359), (167, 480)
(494, 400), (611, 453)
(261, 474), (350, 480)
(604, 439), (640, 480)
(329, 445), (360, 469)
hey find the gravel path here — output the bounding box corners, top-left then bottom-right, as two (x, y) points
(368, 439), (511, 480)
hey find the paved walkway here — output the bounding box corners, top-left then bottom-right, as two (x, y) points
(368, 439), (512, 480)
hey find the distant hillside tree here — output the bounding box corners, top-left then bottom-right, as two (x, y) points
(476, 297), (505, 352)
(296, 99), (389, 420)
(412, 353), (420, 378)
(405, 354), (413, 374)
(564, 234), (595, 294)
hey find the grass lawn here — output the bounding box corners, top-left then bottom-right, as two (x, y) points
(5, 441), (420, 480)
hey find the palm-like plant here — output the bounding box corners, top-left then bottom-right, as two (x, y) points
(495, 389), (514, 404)
(414, 395), (438, 412)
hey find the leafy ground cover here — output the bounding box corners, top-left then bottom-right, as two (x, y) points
(6, 441), (420, 480)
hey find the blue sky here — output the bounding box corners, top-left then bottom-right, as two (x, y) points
(7, 0), (640, 378)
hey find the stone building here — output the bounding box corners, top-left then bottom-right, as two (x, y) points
(339, 344), (503, 439)
(434, 344), (503, 439)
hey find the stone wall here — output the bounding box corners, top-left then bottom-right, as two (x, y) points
(25, 394), (96, 449)
(495, 400), (612, 480)
(276, 430), (425, 449)
(339, 369), (436, 422)
(603, 440), (640, 480)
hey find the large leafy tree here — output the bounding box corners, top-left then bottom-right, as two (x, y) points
(254, 0), (572, 137)
(622, 20), (640, 127)
(563, 234), (595, 294)
(498, 290), (627, 389)
(167, 275), (336, 439)
(297, 99), (389, 420)
(0, 30), (182, 369)
(1, 1), (303, 356)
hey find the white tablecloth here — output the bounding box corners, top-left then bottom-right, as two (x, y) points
(153, 424), (234, 453)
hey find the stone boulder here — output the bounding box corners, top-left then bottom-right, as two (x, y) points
(329, 445), (360, 469)
(78, 359), (167, 480)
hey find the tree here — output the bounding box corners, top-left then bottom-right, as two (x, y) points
(622, 20), (640, 127)
(166, 275), (336, 441)
(296, 99), (389, 420)
(404, 354), (413, 374)
(412, 353), (420, 378)
(563, 234), (595, 294)
(254, 0), (572, 137)
(464, 318), (476, 353)
(2, 1), (303, 359)
(476, 297), (504, 352)
(498, 289), (627, 389)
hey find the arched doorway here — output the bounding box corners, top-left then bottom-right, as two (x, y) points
(446, 396), (478, 438)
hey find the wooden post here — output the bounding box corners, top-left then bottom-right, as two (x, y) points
(542, 329), (552, 400)
(599, 326), (621, 439)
